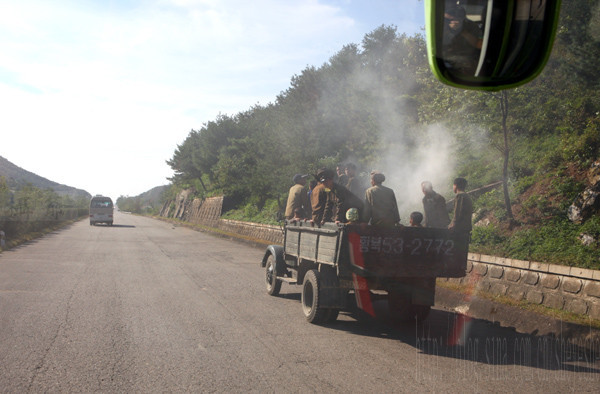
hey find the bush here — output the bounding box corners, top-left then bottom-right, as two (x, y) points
(222, 199), (281, 225)
(471, 224), (506, 250)
(559, 120), (600, 165)
(473, 190), (506, 220)
(513, 175), (537, 195)
(505, 219), (600, 269)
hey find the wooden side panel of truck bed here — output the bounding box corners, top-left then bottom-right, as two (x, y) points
(284, 222), (340, 265)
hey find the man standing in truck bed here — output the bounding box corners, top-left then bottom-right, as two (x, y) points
(311, 169), (333, 224)
(312, 168), (363, 224)
(448, 177), (473, 233)
(285, 174), (310, 219)
(363, 171), (400, 228)
(345, 163), (366, 198)
(421, 181), (450, 228)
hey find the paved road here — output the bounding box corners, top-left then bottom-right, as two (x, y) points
(1, 212), (598, 392)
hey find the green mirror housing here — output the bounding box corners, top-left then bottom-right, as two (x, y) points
(426, 0), (561, 91)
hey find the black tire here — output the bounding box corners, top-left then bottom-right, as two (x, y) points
(265, 254), (281, 296)
(301, 269), (328, 324)
(319, 266), (340, 323)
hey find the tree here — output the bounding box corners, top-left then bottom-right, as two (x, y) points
(499, 91), (514, 222)
(0, 176), (10, 211)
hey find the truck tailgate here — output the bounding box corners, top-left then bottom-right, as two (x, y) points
(345, 225), (468, 278)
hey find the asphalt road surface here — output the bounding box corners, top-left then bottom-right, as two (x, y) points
(1, 212), (599, 392)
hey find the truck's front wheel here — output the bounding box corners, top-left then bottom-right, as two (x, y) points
(265, 254), (281, 296)
(302, 269), (328, 324)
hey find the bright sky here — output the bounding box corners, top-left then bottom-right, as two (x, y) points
(1, 0), (425, 201)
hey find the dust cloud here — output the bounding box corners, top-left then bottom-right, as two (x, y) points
(375, 123), (457, 220)
(318, 54), (460, 221)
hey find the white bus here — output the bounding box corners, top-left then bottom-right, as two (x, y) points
(89, 195), (114, 226)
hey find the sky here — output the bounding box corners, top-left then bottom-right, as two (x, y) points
(0, 0), (425, 201)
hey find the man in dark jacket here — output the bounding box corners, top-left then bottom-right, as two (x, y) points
(448, 177), (473, 233)
(421, 181), (450, 228)
(311, 169), (333, 224)
(285, 174), (310, 219)
(311, 168), (362, 224)
(364, 172), (400, 227)
(345, 163), (366, 199)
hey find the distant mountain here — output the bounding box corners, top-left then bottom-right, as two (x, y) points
(0, 156), (91, 199)
(116, 185), (168, 213)
(137, 185), (168, 205)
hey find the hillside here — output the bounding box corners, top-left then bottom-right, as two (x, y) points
(138, 185), (168, 204)
(116, 185), (168, 213)
(0, 156), (91, 199)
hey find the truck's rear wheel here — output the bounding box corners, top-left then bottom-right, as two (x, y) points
(265, 254), (281, 296)
(388, 291), (431, 322)
(388, 291), (414, 322)
(302, 269), (328, 324)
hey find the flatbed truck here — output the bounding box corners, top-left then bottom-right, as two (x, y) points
(261, 221), (468, 324)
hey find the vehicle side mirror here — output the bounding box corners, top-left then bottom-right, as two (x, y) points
(426, 0), (561, 90)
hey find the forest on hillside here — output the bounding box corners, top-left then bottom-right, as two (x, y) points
(0, 175), (89, 249)
(164, 1), (600, 268)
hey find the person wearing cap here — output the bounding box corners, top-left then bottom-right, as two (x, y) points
(311, 168), (363, 224)
(285, 173), (310, 220)
(448, 177), (473, 233)
(363, 171), (400, 228)
(311, 168), (334, 224)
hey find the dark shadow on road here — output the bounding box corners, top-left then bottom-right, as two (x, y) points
(319, 300), (600, 377)
(274, 293), (301, 301)
(91, 224), (136, 228)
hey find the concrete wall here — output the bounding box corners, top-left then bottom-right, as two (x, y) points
(160, 191), (600, 320)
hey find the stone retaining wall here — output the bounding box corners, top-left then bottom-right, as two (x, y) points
(217, 219), (284, 245)
(160, 192), (224, 225)
(445, 254), (600, 320)
(188, 196), (223, 226)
